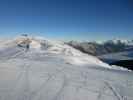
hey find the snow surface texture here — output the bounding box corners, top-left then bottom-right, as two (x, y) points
(0, 36), (133, 100)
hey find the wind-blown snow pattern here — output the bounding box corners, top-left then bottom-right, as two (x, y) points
(0, 36), (133, 100)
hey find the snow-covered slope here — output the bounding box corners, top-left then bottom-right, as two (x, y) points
(11, 36), (110, 66)
(0, 36), (133, 100)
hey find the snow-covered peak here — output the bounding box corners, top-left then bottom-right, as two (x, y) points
(14, 35), (82, 55)
(0, 35), (112, 68)
(103, 39), (133, 46)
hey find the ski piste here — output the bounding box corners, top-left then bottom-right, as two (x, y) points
(0, 35), (132, 100)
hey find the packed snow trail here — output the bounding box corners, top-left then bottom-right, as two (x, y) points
(0, 36), (133, 100)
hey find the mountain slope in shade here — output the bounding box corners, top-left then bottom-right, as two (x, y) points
(0, 36), (132, 100)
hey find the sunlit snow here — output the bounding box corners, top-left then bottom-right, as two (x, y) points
(0, 36), (132, 100)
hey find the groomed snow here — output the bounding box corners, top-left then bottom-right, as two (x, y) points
(0, 36), (132, 100)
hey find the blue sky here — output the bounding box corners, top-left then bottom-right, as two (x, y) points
(0, 0), (132, 41)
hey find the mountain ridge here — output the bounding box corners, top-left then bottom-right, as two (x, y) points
(67, 39), (133, 56)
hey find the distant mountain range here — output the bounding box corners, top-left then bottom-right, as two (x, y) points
(67, 39), (133, 70)
(67, 39), (133, 56)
